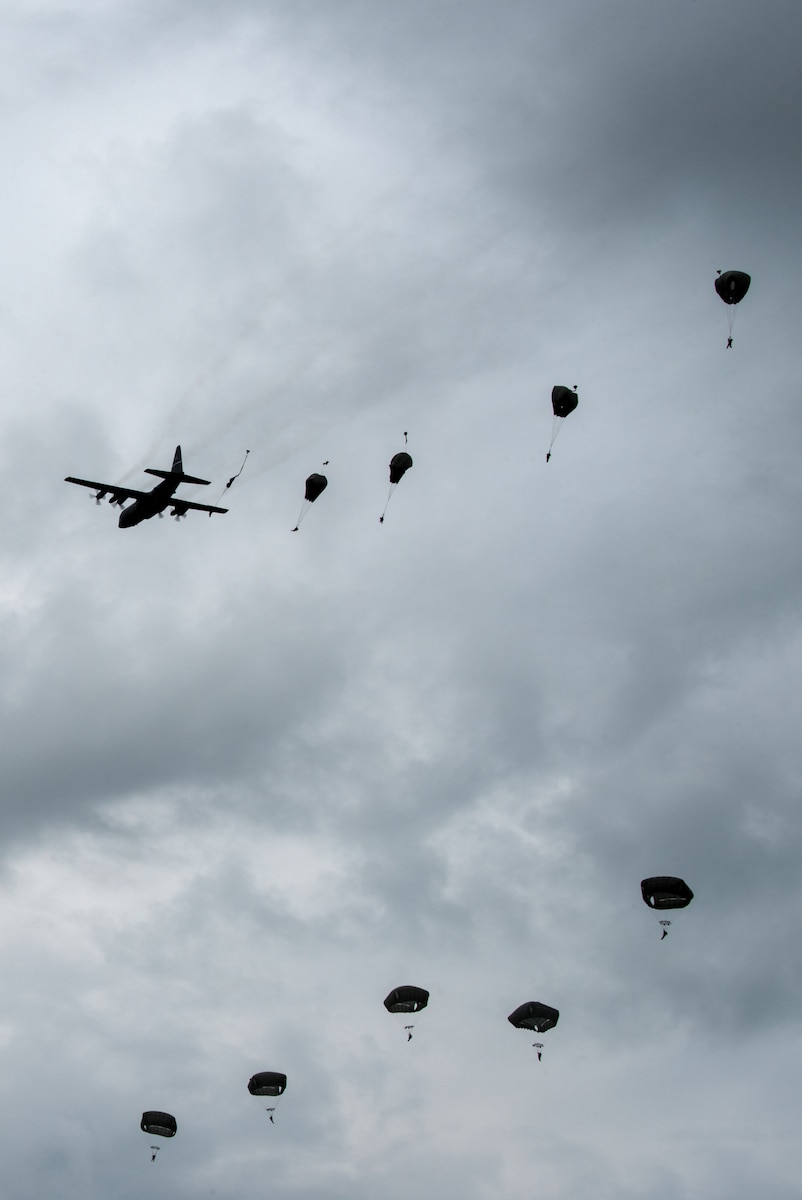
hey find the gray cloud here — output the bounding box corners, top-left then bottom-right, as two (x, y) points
(0, 1), (800, 1197)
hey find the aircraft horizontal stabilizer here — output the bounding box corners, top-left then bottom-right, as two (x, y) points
(144, 469), (211, 486)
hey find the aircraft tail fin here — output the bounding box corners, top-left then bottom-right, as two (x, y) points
(144, 445), (211, 486)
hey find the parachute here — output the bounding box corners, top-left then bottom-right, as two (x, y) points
(384, 984), (429, 1041)
(508, 1001), (559, 1058)
(248, 1071), (287, 1124)
(389, 452), (413, 484)
(140, 1111), (177, 1162)
(641, 876), (694, 939)
(547, 386), (578, 462)
(380, 451), (413, 524)
(715, 270), (751, 347)
(292, 472), (328, 531)
(214, 449), (250, 505)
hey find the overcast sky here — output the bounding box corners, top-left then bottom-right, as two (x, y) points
(0, 1), (801, 1197)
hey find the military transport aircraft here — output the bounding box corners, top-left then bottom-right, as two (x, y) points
(65, 446), (228, 527)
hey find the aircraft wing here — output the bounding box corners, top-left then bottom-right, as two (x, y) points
(169, 499), (229, 517)
(64, 477), (152, 503)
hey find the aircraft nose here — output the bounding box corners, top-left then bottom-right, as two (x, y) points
(118, 505), (136, 528)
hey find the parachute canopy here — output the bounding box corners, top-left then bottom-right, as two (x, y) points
(304, 473), (328, 504)
(389, 452), (413, 485)
(508, 1001), (559, 1033)
(248, 1072), (287, 1097)
(715, 270), (751, 305)
(141, 1112), (177, 1138)
(641, 877), (694, 910)
(384, 985), (429, 1014)
(547, 387), (578, 460)
(292, 471), (329, 530)
(551, 386), (579, 419)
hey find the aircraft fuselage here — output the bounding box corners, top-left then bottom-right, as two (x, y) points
(118, 480), (177, 528)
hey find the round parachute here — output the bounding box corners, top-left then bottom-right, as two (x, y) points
(508, 1001), (559, 1034)
(381, 451), (414, 523)
(248, 1072), (287, 1125)
(551, 386), (579, 419)
(641, 876), (693, 939)
(640, 877), (694, 909)
(384, 984), (428, 1041)
(384, 985), (429, 1014)
(547, 386), (578, 461)
(715, 270), (751, 346)
(141, 1111), (177, 1138)
(389, 452), (413, 485)
(304, 473), (328, 503)
(248, 1072), (288, 1097)
(292, 472), (328, 531)
(715, 270), (751, 305)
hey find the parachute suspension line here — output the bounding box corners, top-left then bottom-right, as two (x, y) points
(292, 501), (308, 532)
(659, 920), (671, 940)
(293, 464), (329, 531)
(727, 304), (738, 345)
(549, 415), (564, 454)
(380, 483), (396, 524)
(214, 449), (250, 504)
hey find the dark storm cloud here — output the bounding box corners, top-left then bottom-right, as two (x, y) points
(0, 1), (801, 1197)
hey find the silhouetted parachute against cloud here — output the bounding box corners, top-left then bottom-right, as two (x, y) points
(508, 1001), (559, 1061)
(248, 1071), (287, 1124)
(292, 472), (328, 532)
(641, 876), (694, 940)
(389, 452), (413, 484)
(384, 984), (429, 1041)
(141, 1111), (177, 1162)
(715, 270), (751, 347)
(380, 449), (413, 524)
(547, 386), (578, 462)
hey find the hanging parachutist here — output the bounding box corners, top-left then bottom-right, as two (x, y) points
(404, 431), (408, 444)
(150, 1147), (159, 1163)
(227, 449), (250, 489)
(379, 514), (385, 524)
(660, 919), (671, 940)
(533, 1042), (543, 1061)
(546, 451), (551, 463)
(726, 337), (733, 349)
(213, 450), (250, 508)
(405, 1025), (414, 1041)
(293, 470), (328, 532)
(266, 1107), (276, 1124)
